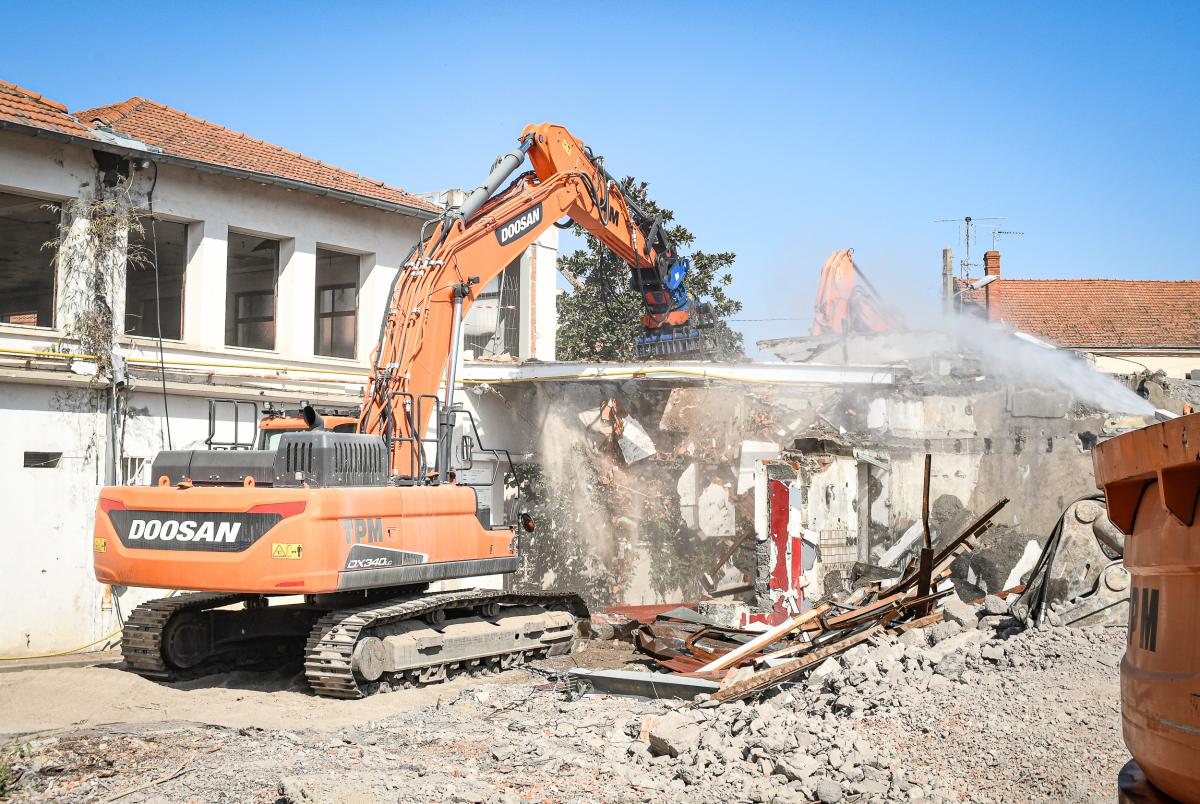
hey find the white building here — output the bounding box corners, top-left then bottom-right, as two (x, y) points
(0, 79), (557, 656)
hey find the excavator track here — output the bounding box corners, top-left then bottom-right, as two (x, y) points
(120, 589), (588, 698)
(304, 589), (589, 699)
(121, 592), (256, 681)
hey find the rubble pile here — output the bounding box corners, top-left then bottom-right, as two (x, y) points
(618, 611), (1123, 803)
(0, 608), (1126, 804)
(617, 495), (1010, 699)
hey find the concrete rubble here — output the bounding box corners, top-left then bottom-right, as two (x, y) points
(0, 613), (1127, 803)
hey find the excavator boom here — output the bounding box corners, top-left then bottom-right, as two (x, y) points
(360, 123), (700, 477)
(811, 248), (904, 336)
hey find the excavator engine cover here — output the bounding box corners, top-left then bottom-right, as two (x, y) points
(152, 431), (388, 489)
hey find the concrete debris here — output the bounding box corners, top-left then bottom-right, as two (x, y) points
(736, 440), (780, 495)
(983, 594), (1010, 616)
(648, 711), (703, 757)
(696, 599), (746, 629)
(626, 495), (1009, 706)
(941, 596), (980, 629)
(617, 413), (656, 464)
(0, 617), (1128, 803)
(928, 619), (963, 644)
(878, 521), (923, 569)
(696, 482), (735, 539)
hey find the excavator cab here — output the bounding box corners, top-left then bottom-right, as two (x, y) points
(255, 402), (360, 451)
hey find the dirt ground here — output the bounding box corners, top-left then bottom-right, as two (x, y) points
(0, 630), (1126, 803)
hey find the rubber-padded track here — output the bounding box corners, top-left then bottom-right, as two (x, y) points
(304, 589), (589, 699)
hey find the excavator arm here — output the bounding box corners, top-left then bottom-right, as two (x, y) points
(811, 248), (905, 337)
(360, 123), (700, 478)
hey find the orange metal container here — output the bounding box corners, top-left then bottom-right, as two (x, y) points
(1094, 412), (1200, 803)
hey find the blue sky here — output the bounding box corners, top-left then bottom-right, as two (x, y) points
(4, 1), (1196, 356)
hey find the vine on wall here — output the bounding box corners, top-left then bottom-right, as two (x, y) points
(42, 179), (149, 377)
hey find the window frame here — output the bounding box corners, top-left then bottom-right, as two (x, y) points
(225, 229), (281, 351)
(232, 289), (277, 351)
(314, 281), (358, 359)
(124, 214), (188, 341)
(0, 190), (64, 330)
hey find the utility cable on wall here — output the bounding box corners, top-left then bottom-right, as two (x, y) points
(146, 162), (173, 449)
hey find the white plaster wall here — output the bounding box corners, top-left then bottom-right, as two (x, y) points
(0, 384), (105, 655)
(0, 383), (263, 656)
(1089, 352), (1199, 380)
(805, 457), (859, 565)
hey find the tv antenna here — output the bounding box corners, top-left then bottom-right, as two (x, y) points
(936, 216), (1005, 276)
(988, 229), (1024, 249)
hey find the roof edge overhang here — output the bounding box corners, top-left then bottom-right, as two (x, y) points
(0, 119), (441, 220)
(1073, 345), (1200, 354)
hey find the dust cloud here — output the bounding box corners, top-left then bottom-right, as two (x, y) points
(940, 314), (1155, 416)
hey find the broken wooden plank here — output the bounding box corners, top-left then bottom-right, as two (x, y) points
(695, 602), (833, 674)
(892, 497), (1007, 593)
(711, 624), (883, 703)
(897, 611), (944, 632)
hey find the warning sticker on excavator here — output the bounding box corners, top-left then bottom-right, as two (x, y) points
(93, 536), (106, 553)
(271, 543), (303, 560)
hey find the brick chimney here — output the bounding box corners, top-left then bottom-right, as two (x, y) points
(983, 250), (1001, 276)
(983, 250), (1001, 321)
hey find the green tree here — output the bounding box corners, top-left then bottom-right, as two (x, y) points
(556, 178), (743, 361)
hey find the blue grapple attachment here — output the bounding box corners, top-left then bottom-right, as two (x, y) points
(633, 257), (713, 358)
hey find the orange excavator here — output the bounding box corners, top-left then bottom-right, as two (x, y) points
(93, 123), (700, 697)
(811, 248), (904, 336)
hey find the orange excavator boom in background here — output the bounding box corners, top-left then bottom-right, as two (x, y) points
(811, 248), (905, 336)
(93, 124), (699, 698)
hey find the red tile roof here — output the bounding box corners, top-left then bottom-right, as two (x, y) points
(76, 96), (439, 214)
(0, 80), (92, 136)
(956, 277), (1200, 348)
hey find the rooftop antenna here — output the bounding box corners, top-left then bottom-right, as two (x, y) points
(989, 229), (1024, 250)
(936, 216), (1005, 276)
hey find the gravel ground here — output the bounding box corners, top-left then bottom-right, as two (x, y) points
(0, 619), (1127, 803)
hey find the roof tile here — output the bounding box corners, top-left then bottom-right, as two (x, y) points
(956, 277), (1200, 348)
(75, 97), (439, 214)
(0, 80), (93, 137)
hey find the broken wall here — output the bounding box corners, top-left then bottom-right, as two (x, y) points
(471, 381), (778, 611)
(478, 357), (1151, 614)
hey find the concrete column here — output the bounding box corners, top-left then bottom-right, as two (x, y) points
(183, 221), (227, 349)
(357, 255), (391, 362)
(518, 227), (559, 361)
(53, 205), (93, 335)
(356, 252), (380, 362)
(276, 238), (315, 358)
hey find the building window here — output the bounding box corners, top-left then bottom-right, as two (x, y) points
(0, 191), (60, 327)
(226, 231), (279, 349)
(463, 257), (520, 358)
(23, 451), (62, 468)
(314, 248), (359, 359)
(125, 217), (186, 339)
